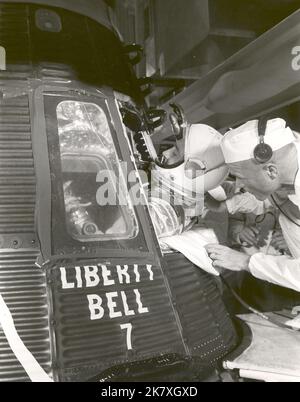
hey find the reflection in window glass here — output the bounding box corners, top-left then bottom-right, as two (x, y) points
(56, 101), (138, 242)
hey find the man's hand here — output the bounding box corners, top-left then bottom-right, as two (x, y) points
(271, 231), (290, 253)
(238, 226), (259, 246)
(205, 244), (251, 271)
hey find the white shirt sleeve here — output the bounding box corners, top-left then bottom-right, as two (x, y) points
(249, 253), (300, 292)
(225, 192), (267, 215)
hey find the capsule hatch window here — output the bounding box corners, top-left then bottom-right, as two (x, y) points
(56, 100), (138, 242)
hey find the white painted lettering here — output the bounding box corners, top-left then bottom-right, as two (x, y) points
(146, 265), (154, 281)
(75, 266), (82, 288)
(84, 266), (100, 288)
(116, 265), (130, 284)
(121, 291), (135, 316)
(60, 267), (75, 289)
(133, 264), (140, 283)
(101, 265), (115, 286)
(134, 289), (149, 314)
(106, 292), (122, 318)
(87, 294), (104, 320)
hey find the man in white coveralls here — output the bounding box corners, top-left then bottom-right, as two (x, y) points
(205, 118), (300, 293)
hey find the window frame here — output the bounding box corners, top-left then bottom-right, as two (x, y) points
(31, 84), (161, 263)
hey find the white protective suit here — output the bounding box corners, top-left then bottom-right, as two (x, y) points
(235, 141), (300, 292)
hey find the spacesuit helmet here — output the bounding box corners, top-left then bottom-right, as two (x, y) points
(152, 124), (229, 211)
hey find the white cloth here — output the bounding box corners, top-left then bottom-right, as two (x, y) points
(223, 314), (300, 382)
(249, 141), (300, 292)
(285, 314), (300, 330)
(221, 119), (295, 163)
(162, 227), (220, 276)
(208, 186), (227, 202)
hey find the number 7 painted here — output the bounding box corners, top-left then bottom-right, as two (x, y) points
(120, 323), (133, 350)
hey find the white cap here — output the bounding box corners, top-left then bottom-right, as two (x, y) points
(221, 118), (295, 164)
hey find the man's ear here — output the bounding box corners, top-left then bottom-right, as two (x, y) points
(263, 163), (278, 180)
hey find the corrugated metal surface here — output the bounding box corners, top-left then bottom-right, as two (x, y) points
(0, 250), (52, 382)
(0, 76), (52, 379)
(0, 94), (52, 382)
(0, 4), (35, 240)
(163, 253), (238, 364)
(0, 96), (35, 238)
(48, 262), (186, 382)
